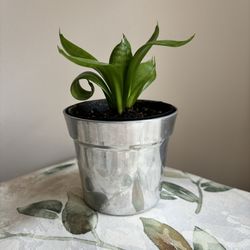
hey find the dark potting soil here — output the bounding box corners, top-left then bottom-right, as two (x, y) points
(66, 99), (177, 121)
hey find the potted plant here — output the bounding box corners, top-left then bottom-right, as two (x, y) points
(58, 24), (194, 215)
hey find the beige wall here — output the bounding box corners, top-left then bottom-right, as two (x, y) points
(0, 0), (249, 190)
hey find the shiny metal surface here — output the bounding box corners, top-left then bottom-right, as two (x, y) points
(64, 102), (177, 215)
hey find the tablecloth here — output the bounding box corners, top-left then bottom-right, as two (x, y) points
(0, 159), (250, 249)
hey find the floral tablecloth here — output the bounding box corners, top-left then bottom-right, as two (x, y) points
(0, 159), (250, 250)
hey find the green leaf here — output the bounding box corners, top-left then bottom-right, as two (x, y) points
(132, 178), (144, 212)
(193, 226), (226, 250)
(70, 71), (112, 101)
(201, 181), (232, 192)
(127, 58), (156, 107)
(58, 46), (123, 112)
(160, 191), (177, 200)
(124, 24), (159, 104)
(161, 181), (199, 203)
(147, 34), (195, 48)
(109, 35), (132, 66)
(59, 31), (97, 60)
(140, 217), (192, 250)
(17, 200), (63, 219)
(62, 192), (98, 235)
(58, 46), (109, 68)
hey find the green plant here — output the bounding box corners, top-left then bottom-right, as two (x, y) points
(58, 25), (194, 114)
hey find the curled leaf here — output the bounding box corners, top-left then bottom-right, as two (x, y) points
(70, 71), (112, 101)
(140, 217), (192, 250)
(62, 192), (98, 234)
(17, 200), (63, 219)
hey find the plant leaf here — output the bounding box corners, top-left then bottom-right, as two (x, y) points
(132, 178), (144, 212)
(193, 226), (226, 250)
(62, 192), (98, 235)
(127, 58), (156, 107)
(140, 217), (192, 250)
(161, 181), (199, 203)
(201, 181), (232, 192)
(147, 34), (195, 48)
(59, 32), (97, 60)
(70, 71), (112, 102)
(17, 200), (63, 219)
(109, 34), (132, 66)
(124, 24), (159, 104)
(58, 46), (124, 113)
(58, 46), (109, 68)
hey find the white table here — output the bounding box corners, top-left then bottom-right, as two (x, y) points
(0, 159), (250, 249)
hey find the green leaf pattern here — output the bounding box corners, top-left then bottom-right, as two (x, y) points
(12, 191), (226, 250)
(17, 200), (63, 219)
(140, 218), (227, 250)
(62, 192), (97, 234)
(161, 181), (199, 203)
(161, 170), (232, 214)
(140, 217), (192, 250)
(201, 181), (232, 192)
(193, 226), (226, 250)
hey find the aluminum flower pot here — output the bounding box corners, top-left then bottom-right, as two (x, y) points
(64, 99), (177, 216)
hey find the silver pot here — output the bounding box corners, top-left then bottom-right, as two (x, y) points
(64, 100), (177, 215)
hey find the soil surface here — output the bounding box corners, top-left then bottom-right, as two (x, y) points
(66, 100), (176, 121)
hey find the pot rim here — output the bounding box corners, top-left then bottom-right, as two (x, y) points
(63, 99), (178, 124)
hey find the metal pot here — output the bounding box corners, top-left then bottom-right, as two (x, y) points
(64, 100), (177, 215)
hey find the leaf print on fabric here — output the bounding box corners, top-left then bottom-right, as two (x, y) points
(17, 200), (63, 219)
(161, 181), (199, 203)
(140, 217), (192, 250)
(132, 177), (144, 212)
(62, 192), (98, 234)
(160, 190), (177, 200)
(44, 163), (74, 175)
(193, 226), (226, 250)
(201, 181), (232, 192)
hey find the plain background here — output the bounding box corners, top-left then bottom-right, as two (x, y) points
(0, 0), (249, 191)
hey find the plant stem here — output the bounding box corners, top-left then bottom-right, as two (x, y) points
(0, 231), (124, 250)
(91, 229), (123, 250)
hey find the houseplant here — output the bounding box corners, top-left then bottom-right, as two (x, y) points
(58, 24), (194, 215)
